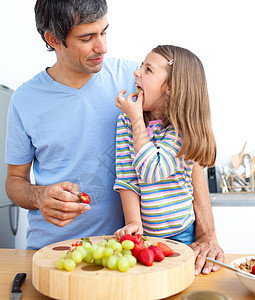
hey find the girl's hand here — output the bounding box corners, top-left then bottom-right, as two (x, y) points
(115, 89), (144, 123)
(114, 221), (143, 237)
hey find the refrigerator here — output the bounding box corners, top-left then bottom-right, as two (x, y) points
(0, 84), (19, 248)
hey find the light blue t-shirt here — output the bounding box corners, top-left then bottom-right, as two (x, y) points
(5, 57), (139, 249)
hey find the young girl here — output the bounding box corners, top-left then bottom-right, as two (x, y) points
(113, 45), (216, 245)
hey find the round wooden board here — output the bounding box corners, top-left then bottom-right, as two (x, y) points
(32, 236), (194, 300)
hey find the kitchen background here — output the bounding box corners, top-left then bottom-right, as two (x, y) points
(0, 0), (254, 252)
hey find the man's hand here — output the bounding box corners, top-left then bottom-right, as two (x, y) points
(189, 233), (225, 275)
(5, 163), (90, 227)
(37, 181), (90, 227)
(190, 163), (225, 275)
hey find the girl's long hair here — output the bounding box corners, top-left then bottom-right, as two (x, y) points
(151, 45), (216, 167)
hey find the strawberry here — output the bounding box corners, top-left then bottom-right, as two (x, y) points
(148, 245), (165, 262)
(155, 242), (174, 256)
(119, 234), (146, 248)
(119, 234), (138, 244)
(139, 248), (155, 266)
(77, 192), (91, 204)
(135, 234), (145, 244)
(252, 265), (255, 275)
(134, 234), (147, 248)
(131, 243), (143, 261)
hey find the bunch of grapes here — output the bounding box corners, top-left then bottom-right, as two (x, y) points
(56, 238), (136, 273)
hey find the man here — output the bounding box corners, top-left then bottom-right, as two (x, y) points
(5, 0), (223, 275)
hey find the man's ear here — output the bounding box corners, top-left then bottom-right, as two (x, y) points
(44, 31), (61, 50)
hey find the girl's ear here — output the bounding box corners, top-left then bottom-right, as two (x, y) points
(44, 31), (61, 50)
(165, 86), (171, 96)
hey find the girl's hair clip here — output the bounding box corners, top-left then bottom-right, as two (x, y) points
(168, 59), (174, 66)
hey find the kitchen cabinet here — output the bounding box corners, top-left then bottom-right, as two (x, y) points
(210, 193), (255, 254)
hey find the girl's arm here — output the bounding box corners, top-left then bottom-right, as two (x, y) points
(116, 90), (183, 183)
(114, 189), (143, 237)
(116, 90), (149, 155)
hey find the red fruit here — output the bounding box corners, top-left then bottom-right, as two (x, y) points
(78, 192), (91, 204)
(119, 234), (138, 244)
(119, 234), (146, 249)
(131, 244), (143, 261)
(135, 234), (144, 244)
(148, 245), (165, 262)
(252, 265), (255, 275)
(139, 248), (155, 266)
(156, 242), (174, 256)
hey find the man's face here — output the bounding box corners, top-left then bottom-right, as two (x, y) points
(56, 15), (108, 75)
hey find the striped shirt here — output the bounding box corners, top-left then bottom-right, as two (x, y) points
(114, 112), (195, 238)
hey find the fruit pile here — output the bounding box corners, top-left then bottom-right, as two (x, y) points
(56, 235), (174, 273)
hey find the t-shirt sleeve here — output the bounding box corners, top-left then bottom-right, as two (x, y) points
(114, 113), (141, 195)
(5, 101), (35, 165)
(132, 129), (185, 183)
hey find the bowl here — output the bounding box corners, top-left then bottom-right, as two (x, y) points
(230, 256), (255, 295)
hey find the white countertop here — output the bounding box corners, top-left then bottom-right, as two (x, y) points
(210, 193), (255, 206)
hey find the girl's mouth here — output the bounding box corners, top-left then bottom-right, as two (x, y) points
(136, 85), (143, 96)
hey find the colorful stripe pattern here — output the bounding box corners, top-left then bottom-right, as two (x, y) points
(114, 112), (195, 237)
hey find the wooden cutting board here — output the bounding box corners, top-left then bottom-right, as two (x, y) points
(32, 236), (194, 300)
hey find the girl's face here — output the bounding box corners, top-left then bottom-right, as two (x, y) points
(134, 51), (170, 119)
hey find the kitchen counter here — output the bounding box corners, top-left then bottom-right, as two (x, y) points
(210, 192), (255, 206)
(1, 249), (254, 300)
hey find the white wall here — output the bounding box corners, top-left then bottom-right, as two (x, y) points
(1, 0), (255, 250)
(1, 0), (255, 164)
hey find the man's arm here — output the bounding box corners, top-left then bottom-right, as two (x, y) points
(189, 162), (225, 275)
(5, 163), (90, 227)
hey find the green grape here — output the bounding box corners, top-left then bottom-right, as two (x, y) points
(85, 250), (94, 263)
(124, 254), (137, 268)
(117, 256), (130, 272)
(122, 249), (132, 256)
(83, 242), (92, 249)
(107, 255), (118, 270)
(56, 257), (65, 270)
(82, 249), (90, 261)
(71, 249), (83, 263)
(90, 245), (98, 254)
(104, 247), (114, 257)
(76, 245), (86, 258)
(102, 257), (109, 267)
(112, 242), (122, 253)
(122, 240), (134, 250)
(107, 239), (117, 248)
(94, 258), (103, 265)
(93, 246), (105, 259)
(136, 88), (143, 97)
(98, 240), (107, 246)
(64, 258), (76, 271)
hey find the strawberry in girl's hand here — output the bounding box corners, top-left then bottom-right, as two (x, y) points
(155, 242), (174, 256)
(77, 192), (91, 204)
(139, 248), (155, 266)
(148, 245), (165, 261)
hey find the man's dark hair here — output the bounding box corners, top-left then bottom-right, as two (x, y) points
(35, 0), (108, 51)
